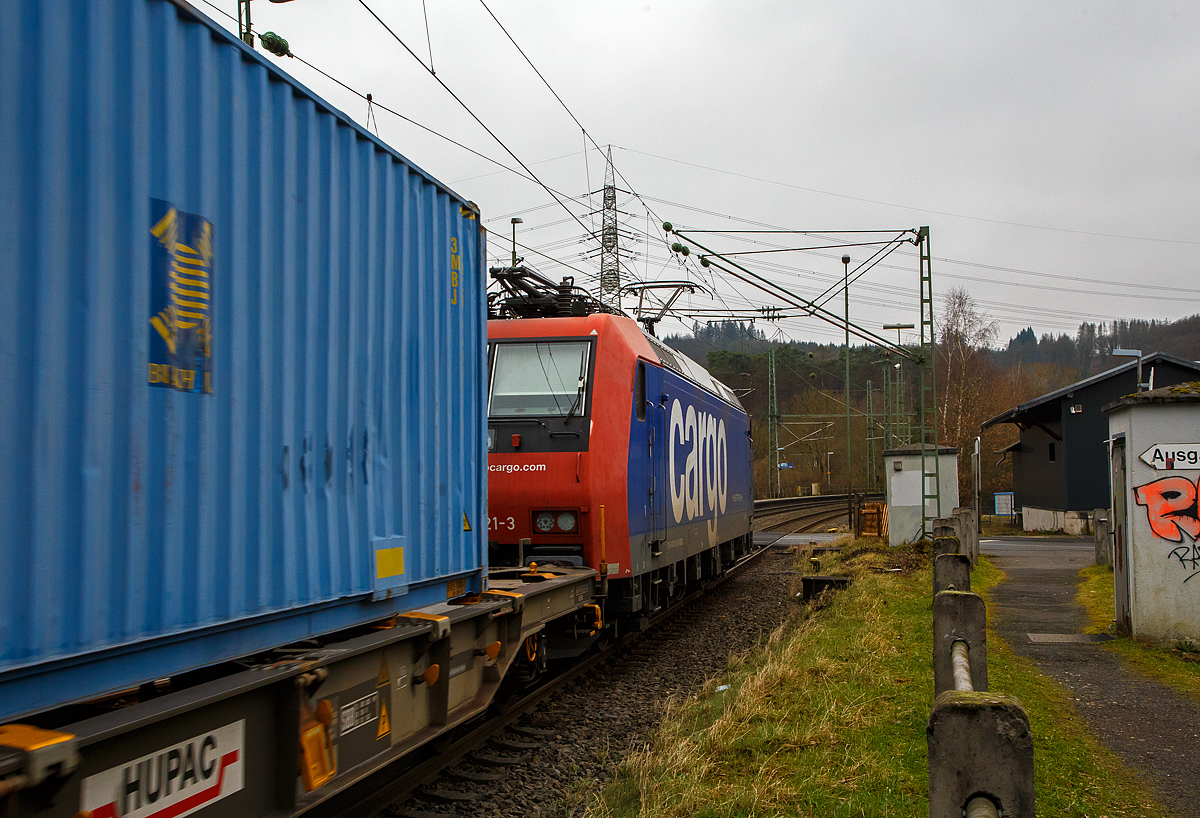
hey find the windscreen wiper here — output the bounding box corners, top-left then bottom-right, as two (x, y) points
(564, 352), (588, 419)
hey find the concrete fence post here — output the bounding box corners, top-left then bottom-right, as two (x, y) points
(953, 507), (980, 565)
(933, 591), (987, 696)
(1093, 508), (1111, 566)
(933, 553), (972, 595)
(949, 509), (965, 539)
(927, 690), (1035, 818)
(932, 518), (960, 561)
(932, 535), (961, 561)
(933, 518), (955, 541)
(965, 508), (980, 564)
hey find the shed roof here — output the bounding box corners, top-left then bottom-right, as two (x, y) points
(1103, 380), (1200, 412)
(981, 352), (1200, 430)
(882, 443), (959, 457)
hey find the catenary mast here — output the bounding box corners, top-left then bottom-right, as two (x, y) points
(598, 147), (620, 306)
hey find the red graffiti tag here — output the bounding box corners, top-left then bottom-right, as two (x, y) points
(1134, 476), (1200, 543)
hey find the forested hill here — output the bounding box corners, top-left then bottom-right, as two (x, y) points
(663, 315), (1200, 382)
(1002, 316), (1200, 376)
(660, 312), (1200, 506)
(661, 320), (773, 365)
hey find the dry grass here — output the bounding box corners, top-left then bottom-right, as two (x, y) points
(587, 540), (1173, 818)
(1076, 563), (1117, 634)
(1076, 562), (1200, 700)
(589, 540), (935, 817)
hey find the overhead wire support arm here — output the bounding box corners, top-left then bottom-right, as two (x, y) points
(682, 228), (919, 235)
(718, 239), (908, 256)
(667, 226), (921, 362)
(620, 281), (708, 335)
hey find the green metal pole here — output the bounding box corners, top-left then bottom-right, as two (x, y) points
(866, 380), (874, 490)
(769, 345), (780, 498)
(843, 255), (851, 521)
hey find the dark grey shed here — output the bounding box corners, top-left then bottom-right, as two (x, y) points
(981, 353), (1200, 517)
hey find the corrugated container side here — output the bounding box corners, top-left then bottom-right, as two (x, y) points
(0, 0), (487, 720)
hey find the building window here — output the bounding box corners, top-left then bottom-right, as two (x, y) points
(1048, 442), (1056, 463)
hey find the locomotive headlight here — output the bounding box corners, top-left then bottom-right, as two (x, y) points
(556, 511), (577, 532)
(535, 512), (556, 532)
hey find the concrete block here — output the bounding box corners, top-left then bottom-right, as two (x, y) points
(927, 690), (1035, 818)
(1093, 508), (1111, 566)
(933, 591), (987, 696)
(934, 554), (972, 595)
(932, 536), (961, 559)
(801, 575), (852, 600)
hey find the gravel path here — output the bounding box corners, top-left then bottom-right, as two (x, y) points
(396, 550), (799, 817)
(985, 537), (1200, 817)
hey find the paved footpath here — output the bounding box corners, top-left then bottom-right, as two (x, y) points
(984, 536), (1200, 817)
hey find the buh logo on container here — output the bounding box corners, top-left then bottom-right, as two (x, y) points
(668, 398), (728, 545)
(81, 721), (244, 818)
(148, 199), (213, 395)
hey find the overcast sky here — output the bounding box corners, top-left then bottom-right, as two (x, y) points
(213, 0), (1200, 350)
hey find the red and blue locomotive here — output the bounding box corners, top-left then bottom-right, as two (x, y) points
(486, 269), (755, 635)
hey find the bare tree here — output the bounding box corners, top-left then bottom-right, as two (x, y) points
(937, 287), (1000, 505)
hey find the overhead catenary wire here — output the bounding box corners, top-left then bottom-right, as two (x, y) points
(206, 0), (1189, 343)
(646, 216), (1200, 323)
(353, 0), (600, 246)
(470, 1), (681, 292)
(591, 214), (1176, 338)
(679, 319), (895, 428)
(673, 235), (919, 359)
(224, 0), (805, 318)
(473, 1), (682, 268)
(346, 0), (658, 300)
(657, 211), (1200, 300)
(613, 145), (1200, 246)
(421, 0), (435, 73)
(206, 11), (618, 292)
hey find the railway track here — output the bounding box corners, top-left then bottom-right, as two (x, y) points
(312, 497), (888, 818)
(317, 542), (777, 818)
(753, 493), (884, 534)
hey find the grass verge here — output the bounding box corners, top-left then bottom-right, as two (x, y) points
(586, 540), (1171, 818)
(979, 518), (1077, 537)
(1076, 563), (1200, 698)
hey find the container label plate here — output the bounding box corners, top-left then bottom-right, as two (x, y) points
(81, 720), (244, 818)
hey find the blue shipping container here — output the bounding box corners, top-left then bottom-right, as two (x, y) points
(0, 0), (487, 721)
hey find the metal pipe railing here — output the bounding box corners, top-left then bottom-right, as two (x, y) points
(950, 640), (973, 692)
(964, 796), (1000, 818)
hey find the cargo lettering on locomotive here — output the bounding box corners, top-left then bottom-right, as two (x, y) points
(80, 721), (244, 818)
(668, 398), (729, 543)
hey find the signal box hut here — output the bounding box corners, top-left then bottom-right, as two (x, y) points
(1104, 382), (1200, 641)
(883, 444), (959, 546)
(982, 353), (1200, 534)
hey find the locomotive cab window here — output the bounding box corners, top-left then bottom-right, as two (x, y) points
(489, 341), (592, 417)
(635, 362), (646, 421)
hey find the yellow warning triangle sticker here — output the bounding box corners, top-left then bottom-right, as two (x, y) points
(463, 512), (472, 532)
(376, 699), (391, 739)
(377, 657), (389, 688)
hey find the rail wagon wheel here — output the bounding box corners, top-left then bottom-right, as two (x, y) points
(512, 632), (547, 687)
(669, 560), (688, 602)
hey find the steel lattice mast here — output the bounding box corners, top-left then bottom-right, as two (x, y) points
(598, 147), (620, 306)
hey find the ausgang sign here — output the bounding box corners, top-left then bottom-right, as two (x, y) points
(1140, 444), (1200, 470)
